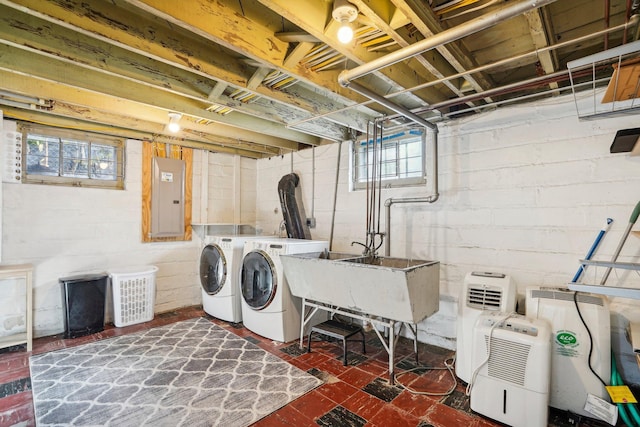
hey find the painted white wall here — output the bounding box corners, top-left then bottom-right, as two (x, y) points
(3, 91), (640, 380)
(198, 152), (257, 228)
(1, 121), (205, 337)
(255, 93), (640, 360)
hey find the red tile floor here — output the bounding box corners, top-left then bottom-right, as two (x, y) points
(0, 306), (611, 426)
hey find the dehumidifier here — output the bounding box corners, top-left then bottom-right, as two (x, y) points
(469, 311), (551, 427)
(456, 271), (516, 383)
(526, 287), (610, 417)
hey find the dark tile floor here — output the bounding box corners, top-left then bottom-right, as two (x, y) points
(0, 306), (613, 426)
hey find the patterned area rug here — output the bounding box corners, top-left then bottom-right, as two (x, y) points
(30, 318), (322, 426)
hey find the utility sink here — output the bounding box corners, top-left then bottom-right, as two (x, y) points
(340, 256), (428, 268)
(280, 251), (440, 324)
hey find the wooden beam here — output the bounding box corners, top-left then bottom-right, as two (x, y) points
(0, 71), (296, 154)
(275, 32), (319, 43)
(390, 0), (495, 98)
(247, 67), (271, 90)
(257, 0), (445, 108)
(1, 0), (374, 133)
(1, 106), (269, 158)
(207, 82), (228, 101)
(120, 0), (363, 99)
(283, 41), (315, 69)
(0, 5), (349, 140)
(0, 43), (326, 144)
(350, 0), (468, 104)
(524, 9), (558, 90)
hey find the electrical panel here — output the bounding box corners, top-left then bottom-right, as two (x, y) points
(151, 157), (185, 238)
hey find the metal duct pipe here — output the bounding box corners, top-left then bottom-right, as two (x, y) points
(348, 81), (437, 131)
(384, 128), (439, 256)
(415, 69), (570, 114)
(341, 0), (556, 257)
(289, 16), (636, 130)
(338, 0), (558, 88)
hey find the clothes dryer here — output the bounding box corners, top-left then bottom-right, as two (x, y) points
(240, 238), (328, 342)
(200, 235), (269, 323)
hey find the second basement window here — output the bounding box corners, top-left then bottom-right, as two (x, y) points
(20, 124), (125, 189)
(352, 128), (426, 190)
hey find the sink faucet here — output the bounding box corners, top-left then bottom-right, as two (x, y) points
(351, 241), (374, 258)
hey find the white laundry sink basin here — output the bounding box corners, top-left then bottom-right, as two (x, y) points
(280, 252), (440, 324)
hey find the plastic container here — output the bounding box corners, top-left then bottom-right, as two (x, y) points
(109, 266), (158, 327)
(59, 273), (108, 338)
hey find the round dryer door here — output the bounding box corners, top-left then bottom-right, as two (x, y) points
(200, 244), (227, 295)
(241, 250), (277, 310)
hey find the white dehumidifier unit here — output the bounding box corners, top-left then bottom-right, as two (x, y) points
(456, 271), (516, 383)
(526, 287), (610, 417)
(470, 312), (551, 427)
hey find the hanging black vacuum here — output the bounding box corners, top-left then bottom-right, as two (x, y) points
(278, 173), (311, 239)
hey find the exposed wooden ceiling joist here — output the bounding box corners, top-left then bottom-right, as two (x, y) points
(256, 0), (454, 108)
(0, 70), (300, 153)
(524, 8), (558, 90)
(350, 0), (471, 105)
(390, 0), (495, 98)
(0, 0), (635, 158)
(1, 106), (270, 159)
(1, 0), (369, 137)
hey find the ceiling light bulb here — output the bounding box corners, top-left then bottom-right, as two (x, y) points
(332, 0), (358, 44)
(168, 121), (180, 133)
(337, 22), (354, 44)
(167, 112), (182, 133)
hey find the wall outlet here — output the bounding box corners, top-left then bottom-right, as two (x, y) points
(306, 217), (316, 228)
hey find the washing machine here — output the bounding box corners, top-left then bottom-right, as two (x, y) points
(240, 238), (329, 342)
(200, 235), (271, 323)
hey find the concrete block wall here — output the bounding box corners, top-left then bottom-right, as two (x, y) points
(204, 152), (257, 227)
(255, 93), (640, 352)
(1, 120), (203, 337)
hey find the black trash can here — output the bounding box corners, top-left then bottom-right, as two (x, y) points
(60, 273), (108, 339)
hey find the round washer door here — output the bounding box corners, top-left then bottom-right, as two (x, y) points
(200, 244), (227, 295)
(241, 250), (277, 310)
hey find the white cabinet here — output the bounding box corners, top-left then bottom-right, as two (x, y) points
(0, 264), (32, 351)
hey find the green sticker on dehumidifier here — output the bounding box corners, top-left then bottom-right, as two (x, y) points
(555, 330), (579, 357)
(556, 330), (578, 346)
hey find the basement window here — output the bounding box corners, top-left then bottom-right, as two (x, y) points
(351, 128), (426, 190)
(20, 124), (125, 189)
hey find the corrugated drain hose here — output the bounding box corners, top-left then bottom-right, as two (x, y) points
(611, 350), (640, 426)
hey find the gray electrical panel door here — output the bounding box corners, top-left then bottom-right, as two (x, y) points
(151, 157), (185, 237)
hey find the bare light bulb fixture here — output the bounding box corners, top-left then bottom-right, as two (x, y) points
(337, 24), (354, 44)
(332, 0), (358, 44)
(167, 112), (182, 133)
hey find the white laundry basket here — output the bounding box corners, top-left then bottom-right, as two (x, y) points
(110, 266), (158, 327)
